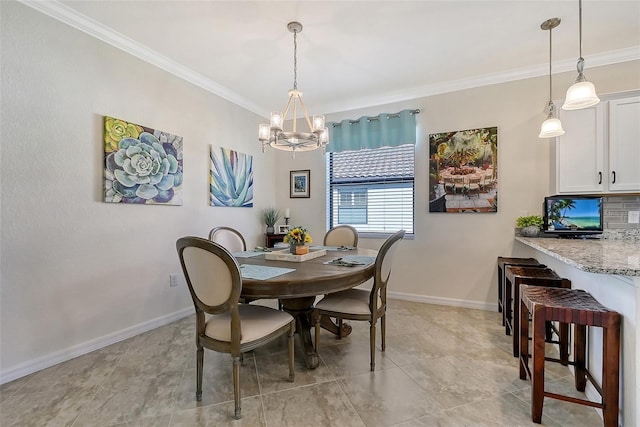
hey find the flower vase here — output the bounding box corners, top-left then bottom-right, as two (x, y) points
(266, 225), (274, 234)
(290, 243), (309, 255)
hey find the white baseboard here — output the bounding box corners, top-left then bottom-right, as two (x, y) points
(388, 290), (497, 312)
(0, 306), (194, 385)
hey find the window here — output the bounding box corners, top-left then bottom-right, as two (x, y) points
(327, 144), (414, 236)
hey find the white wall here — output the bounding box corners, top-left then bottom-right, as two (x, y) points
(0, 2), (276, 380)
(274, 60), (640, 308)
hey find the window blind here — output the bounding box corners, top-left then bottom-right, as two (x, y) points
(326, 144), (414, 236)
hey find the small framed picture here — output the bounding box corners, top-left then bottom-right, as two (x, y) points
(278, 225), (290, 234)
(290, 170), (310, 198)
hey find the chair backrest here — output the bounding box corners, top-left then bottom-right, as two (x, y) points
(372, 230), (405, 297)
(324, 225), (359, 247)
(176, 236), (242, 314)
(208, 226), (246, 252)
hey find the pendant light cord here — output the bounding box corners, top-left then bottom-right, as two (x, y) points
(548, 26), (553, 104)
(293, 29), (298, 90)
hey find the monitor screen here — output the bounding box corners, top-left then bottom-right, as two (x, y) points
(543, 195), (603, 237)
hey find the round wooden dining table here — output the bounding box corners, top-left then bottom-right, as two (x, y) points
(239, 247), (377, 369)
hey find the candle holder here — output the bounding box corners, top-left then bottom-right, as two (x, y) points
(284, 217), (290, 226)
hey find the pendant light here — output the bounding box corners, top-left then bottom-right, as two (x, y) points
(562, 0), (600, 110)
(538, 18), (565, 139)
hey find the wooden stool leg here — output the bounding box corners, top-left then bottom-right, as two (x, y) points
(504, 277), (512, 335)
(531, 305), (546, 424)
(498, 265), (503, 315)
(559, 321), (569, 366)
(602, 321), (620, 427)
(511, 279), (521, 356)
(519, 299), (529, 380)
(574, 324), (587, 391)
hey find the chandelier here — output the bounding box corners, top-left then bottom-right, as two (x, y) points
(258, 22), (329, 153)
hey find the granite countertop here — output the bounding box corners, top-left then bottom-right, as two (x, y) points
(515, 236), (640, 277)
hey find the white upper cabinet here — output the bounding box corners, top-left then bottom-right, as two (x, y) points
(608, 96), (640, 192)
(555, 93), (640, 194)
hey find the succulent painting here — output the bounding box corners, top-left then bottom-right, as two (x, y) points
(104, 116), (183, 205)
(210, 146), (254, 207)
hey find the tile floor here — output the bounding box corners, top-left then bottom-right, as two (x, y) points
(1, 299), (603, 426)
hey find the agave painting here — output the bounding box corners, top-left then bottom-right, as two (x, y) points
(104, 116), (183, 205)
(210, 146), (254, 207)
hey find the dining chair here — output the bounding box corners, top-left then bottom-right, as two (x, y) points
(467, 175), (481, 197)
(313, 229), (405, 371)
(176, 236), (295, 419)
(453, 176), (466, 194)
(208, 226), (246, 252)
(323, 224), (359, 247)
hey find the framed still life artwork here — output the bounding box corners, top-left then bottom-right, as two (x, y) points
(290, 170), (310, 198)
(104, 116), (183, 205)
(278, 225), (291, 234)
(428, 127), (498, 213)
(210, 145), (254, 207)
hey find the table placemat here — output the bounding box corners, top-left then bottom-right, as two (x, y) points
(324, 255), (376, 267)
(232, 251), (266, 258)
(311, 245), (356, 251)
(240, 264), (295, 280)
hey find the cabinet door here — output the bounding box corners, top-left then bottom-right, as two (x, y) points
(556, 104), (605, 194)
(608, 96), (640, 192)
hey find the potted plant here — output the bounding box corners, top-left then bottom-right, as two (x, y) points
(516, 215), (543, 237)
(283, 226), (312, 255)
(262, 207), (280, 234)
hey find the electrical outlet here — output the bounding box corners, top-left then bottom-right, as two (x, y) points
(629, 211), (640, 224)
(170, 273), (180, 287)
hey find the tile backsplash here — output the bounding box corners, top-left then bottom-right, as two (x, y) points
(603, 195), (640, 239)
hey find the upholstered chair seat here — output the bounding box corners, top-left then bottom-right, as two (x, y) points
(204, 305), (293, 343)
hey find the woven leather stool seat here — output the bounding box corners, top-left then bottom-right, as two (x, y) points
(504, 266), (570, 361)
(497, 257), (544, 323)
(519, 285), (621, 427)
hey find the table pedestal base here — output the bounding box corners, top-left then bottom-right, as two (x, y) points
(281, 297), (353, 369)
(282, 297), (318, 369)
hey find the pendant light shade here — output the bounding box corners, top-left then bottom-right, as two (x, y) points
(562, 0), (599, 110)
(538, 18), (565, 139)
(539, 115), (565, 139)
(563, 76), (600, 110)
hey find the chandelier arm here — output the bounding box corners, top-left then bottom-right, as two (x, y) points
(282, 95), (294, 121)
(296, 96), (314, 131)
(292, 99), (297, 132)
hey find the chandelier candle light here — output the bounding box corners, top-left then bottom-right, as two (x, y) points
(538, 17), (565, 139)
(562, 0), (600, 110)
(258, 22), (329, 154)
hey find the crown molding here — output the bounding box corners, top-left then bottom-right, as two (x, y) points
(19, 1), (640, 117)
(18, 0), (267, 117)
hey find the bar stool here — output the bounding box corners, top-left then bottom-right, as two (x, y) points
(519, 285), (621, 427)
(504, 266), (570, 362)
(497, 257), (545, 325)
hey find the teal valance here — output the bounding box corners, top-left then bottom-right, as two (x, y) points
(326, 109), (419, 153)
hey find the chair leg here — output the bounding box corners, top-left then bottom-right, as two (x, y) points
(381, 314), (386, 352)
(559, 322), (569, 366)
(196, 347), (204, 401)
(369, 321), (376, 371)
(233, 356), (241, 419)
(288, 323), (295, 382)
(504, 277), (513, 336)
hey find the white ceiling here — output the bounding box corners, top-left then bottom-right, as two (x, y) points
(24, 1), (640, 117)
